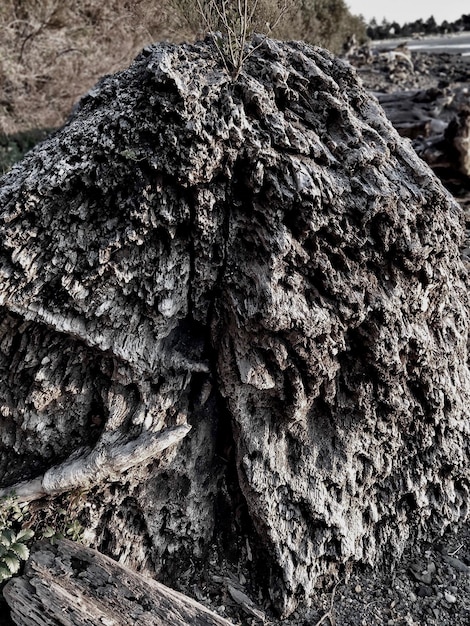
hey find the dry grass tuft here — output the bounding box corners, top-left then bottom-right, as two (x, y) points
(188, 0), (293, 78)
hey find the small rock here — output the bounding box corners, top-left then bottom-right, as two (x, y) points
(417, 585), (433, 598)
(355, 585), (362, 593)
(444, 591), (457, 604)
(410, 561), (435, 585)
(414, 571), (433, 584)
(409, 591), (417, 602)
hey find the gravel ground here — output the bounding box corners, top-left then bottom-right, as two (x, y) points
(306, 522), (470, 626)
(167, 521), (470, 626)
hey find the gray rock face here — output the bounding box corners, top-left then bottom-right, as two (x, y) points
(0, 36), (469, 617)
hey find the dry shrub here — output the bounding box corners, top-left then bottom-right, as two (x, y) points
(175, 0), (293, 77)
(163, 0), (367, 83)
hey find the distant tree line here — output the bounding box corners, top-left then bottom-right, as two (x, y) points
(367, 13), (470, 40)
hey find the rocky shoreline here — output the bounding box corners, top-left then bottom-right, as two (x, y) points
(349, 49), (469, 171)
(349, 47), (470, 265)
(349, 47), (470, 93)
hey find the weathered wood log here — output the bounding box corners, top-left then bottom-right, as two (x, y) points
(373, 87), (470, 178)
(3, 539), (235, 626)
(0, 36), (469, 619)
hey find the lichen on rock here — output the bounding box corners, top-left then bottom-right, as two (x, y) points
(0, 36), (469, 618)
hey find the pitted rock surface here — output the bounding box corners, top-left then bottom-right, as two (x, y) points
(0, 36), (469, 617)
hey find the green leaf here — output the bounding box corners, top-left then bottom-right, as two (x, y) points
(11, 509), (25, 522)
(65, 520), (84, 541)
(0, 564), (12, 582)
(11, 502), (22, 514)
(9, 542), (30, 560)
(15, 528), (34, 542)
(49, 531), (65, 545)
(3, 553), (20, 574)
(42, 526), (56, 539)
(0, 529), (14, 547)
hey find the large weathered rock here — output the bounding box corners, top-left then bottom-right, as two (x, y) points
(0, 37), (469, 618)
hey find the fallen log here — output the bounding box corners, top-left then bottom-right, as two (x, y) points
(373, 86), (470, 179)
(3, 539), (235, 626)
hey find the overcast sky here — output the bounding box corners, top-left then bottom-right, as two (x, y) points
(346, 0), (468, 25)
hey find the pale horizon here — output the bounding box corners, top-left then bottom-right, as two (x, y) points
(346, 0), (468, 26)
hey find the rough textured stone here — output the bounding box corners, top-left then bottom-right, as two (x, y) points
(0, 36), (469, 618)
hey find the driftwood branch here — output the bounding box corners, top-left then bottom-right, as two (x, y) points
(3, 539), (235, 626)
(0, 424), (191, 502)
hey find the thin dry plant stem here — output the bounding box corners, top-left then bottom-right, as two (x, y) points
(314, 579), (342, 626)
(247, 0), (260, 28)
(238, 0), (247, 58)
(194, 0), (290, 79)
(195, 0), (231, 73)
